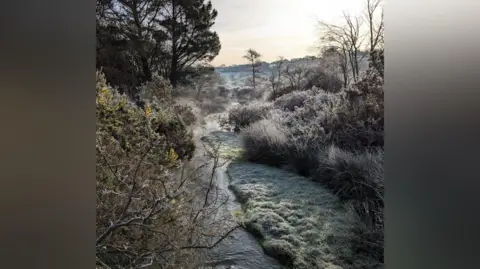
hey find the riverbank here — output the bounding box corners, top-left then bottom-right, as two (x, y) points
(201, 129), (382, 269)
(195, 120), (283, 269)
(227, 161), (357, 269)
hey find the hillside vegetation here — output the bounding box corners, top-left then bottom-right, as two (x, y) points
(96, 0), (385, 268)
(224, 62), (384, 268)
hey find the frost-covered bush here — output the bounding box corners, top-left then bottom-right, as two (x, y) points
(315, 146), (384, 212)
(314, 145), (384, 264)
(173, 103), (197, 126)
(267, 85), (296, 101)
(235, 65), (385, 268)
(273, 90), (311, 111)
(137, 73), (173, 104)
(96, 71), (224, 268)
(234, 86), (265, 102)
(327, 68), (384, 151)
(241, 119), (288, 166)
(282, 68), (384, 153)
(246, 67), (384, 174)
(217, 85), (229, 98)
(303, 68), (343, 93)
(224, 102), (273, 131)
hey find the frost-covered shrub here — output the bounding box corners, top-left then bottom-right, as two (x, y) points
(303, 68), (343, 93)
(234, 86), (264, 101)
(217, 85), (229, 98)
(314, 145), (384, 264)
(273, 90), (311, 111)
(248, 67), (384, 176)
(345, 201), (384, 263)
(225, 102), (273, 131)
(314, 146), (384, 208)
(96, 70), (241, 269)
(137, 73), (173, 104)
(173, 103), (197, 126)
(327, 68), (384, 151)
(267, 85), (296, 101)
(96, 71), (197, 267)
(280, 89), (338, 123)
(238, 66), (385, 268)
(282, 68), (384, 153)
(241, 119), (288, 166)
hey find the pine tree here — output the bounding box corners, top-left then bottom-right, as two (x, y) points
(96, 0), (221, 95)
(243, 48), (261, 89)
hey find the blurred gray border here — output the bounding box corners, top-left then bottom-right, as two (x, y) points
(386, 0), (480, 268)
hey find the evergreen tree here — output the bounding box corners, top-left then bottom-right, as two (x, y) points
(243, 48), (262, 89)
(96, 0), (221, 96)
(158, 0), (221, 87)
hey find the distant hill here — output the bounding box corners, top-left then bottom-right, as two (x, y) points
(215, 53), (370, 75)
(215, 56), (321, 73)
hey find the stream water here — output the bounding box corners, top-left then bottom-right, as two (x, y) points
(192, 113), (283, 269)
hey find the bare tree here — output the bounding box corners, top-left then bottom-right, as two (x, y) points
(268, 56), (287, 97)
(319, 21), (351, 86)
(284, 61), (313, 91)
(365, 0), (384, 51)
(318, 12), (365, 85)
(321, 46), (349, 87)
(343, 12), (366, 82)
(243, 48), (262, 89)
(364, 0), (384, 76)
(96, 139), (239, 268)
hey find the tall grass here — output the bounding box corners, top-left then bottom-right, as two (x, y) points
(241, 119), (288, 166)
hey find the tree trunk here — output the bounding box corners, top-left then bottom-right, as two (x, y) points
(170, 61), (178, 88)
(141, 56), (152, 82)
(252, 63), (256, 89)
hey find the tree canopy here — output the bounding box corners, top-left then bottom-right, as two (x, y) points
(96, 0), (221, 97)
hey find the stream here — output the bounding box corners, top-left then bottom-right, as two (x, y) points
(192, 113), (283, 269)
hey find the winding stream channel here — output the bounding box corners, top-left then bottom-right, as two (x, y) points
(192, 114), (283, 269)
(190, 112), (356, 269)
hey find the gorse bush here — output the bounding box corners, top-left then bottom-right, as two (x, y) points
(97, 73), (187, 267)
(96, 71), (237, 269)
(173, 103), (197, 126)
(137, 73), (173, 104)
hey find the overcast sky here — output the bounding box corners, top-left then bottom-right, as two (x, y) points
(210, 0), (365, 66)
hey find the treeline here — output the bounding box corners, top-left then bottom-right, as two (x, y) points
(96, 0), (220, 99)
